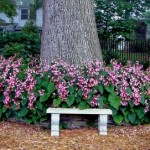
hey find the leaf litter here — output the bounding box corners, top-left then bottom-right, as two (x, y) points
(0, 121), (150, 150)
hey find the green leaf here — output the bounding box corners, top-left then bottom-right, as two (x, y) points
(83, 66), (88, 75)
(134, 118), (141, 125)
(129, 100), (134, 108)
(85, 104), (90, 109)
(5, 110), (11, 118)
(144, 116), (150, 123)
(108, 94), (121, 110)
(47, 82), (55, 97)
(77, 89), (82, 97)
(41, 108), (47, 115)
(97, 84), (104, 94)
(12, 104), (17, 110)
(53, 98), (62, 107)
(64, 76), (72, 81)
(21, 99), (28, 106)
(140, 95), (145, 105)
(120, 107), (128, 116)
(78, 101), (87, 109)
(17, 72), (26, 80)
(41, 81), (49, 89)
(86, 98), (92, 105)
(126, 87), (132, 96)
(66, 95), (75, 107)
(124, 115), (129, 123)
(40, 117), (48, 122)
(98, 96), (104, 109)
(2, 106), (7, 113)
(0, 95), (3, 102)
(25, 119), (33, 124)
(108, 105), (118, 115)
(40, 94), (48, 102)
(35, 91), (40, 97)
(128, 113), (136, 124)
(68, 86), (75, 94)
(0, 109), (2, 118)
(75, 97), (82, 104)
(37, 110), (42, 117)
(62, 103), (69, 108)
(105, 85), (114, 94)
(60, 122), (68, 129)
(113, 114), (123, 124)
(135, 108), (144, 119)
(102, 96), (107, 104)
(32, 115), (38, 124)
(36, 101), (43, 110)
(36, 77), (41, 85)
(32, 109), (37, 115)
(141, 86), (145, 92)
(19, 106), (28, 117)
(99, 70), (108, 76)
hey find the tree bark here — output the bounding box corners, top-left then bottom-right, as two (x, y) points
(41, 0), (102, 65)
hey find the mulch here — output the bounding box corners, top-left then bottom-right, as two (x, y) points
(0, 121), (150, 150)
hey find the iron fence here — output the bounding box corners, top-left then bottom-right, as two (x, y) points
(100, 39), (150, 62)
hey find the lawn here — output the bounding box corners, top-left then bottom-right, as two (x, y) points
(0, 121), (150, 150)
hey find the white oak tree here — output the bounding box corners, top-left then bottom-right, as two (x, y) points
(41, 0), (102, 65)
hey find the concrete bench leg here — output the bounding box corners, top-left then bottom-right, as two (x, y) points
(98, 115), (108, 135)
(51, 114), (60, 136)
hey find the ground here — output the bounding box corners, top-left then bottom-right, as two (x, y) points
(0, 121), (150, 150)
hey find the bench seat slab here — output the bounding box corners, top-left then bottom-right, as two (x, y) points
(47, 108), (112, 115)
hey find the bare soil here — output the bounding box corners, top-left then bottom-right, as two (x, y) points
(0, 121), (150, 150)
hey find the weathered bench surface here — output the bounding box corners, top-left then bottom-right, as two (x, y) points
(46, 108), (112, 114)
(46, 108), (112, 136)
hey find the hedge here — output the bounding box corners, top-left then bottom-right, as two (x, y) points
(0, 56), (149, 125)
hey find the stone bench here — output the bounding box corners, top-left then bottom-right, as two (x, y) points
(46, 108), (112, 136)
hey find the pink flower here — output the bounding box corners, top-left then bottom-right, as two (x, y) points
(88, 78), (98, 87)
(57, 82), (69, 100)
(91, 95), (100, 107)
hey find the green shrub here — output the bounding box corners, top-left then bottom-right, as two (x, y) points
(22, 20), (39, 34)
(1, 43), (27, 58)
(0, 32), (40, 57)
(139, 61), (150, 70)
(102, 49), (119, 64)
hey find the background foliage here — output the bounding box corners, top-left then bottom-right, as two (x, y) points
(95, 0), (150, 40)
(0, 21), (40, 58)
(0, 0), (17, 19)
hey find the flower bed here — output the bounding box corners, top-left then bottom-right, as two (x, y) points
(0, 56), (149, 125)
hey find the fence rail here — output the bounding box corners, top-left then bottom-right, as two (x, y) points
(100, 40), (150, 62)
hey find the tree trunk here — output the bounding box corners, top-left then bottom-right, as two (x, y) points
(41, 0), (102, 65)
